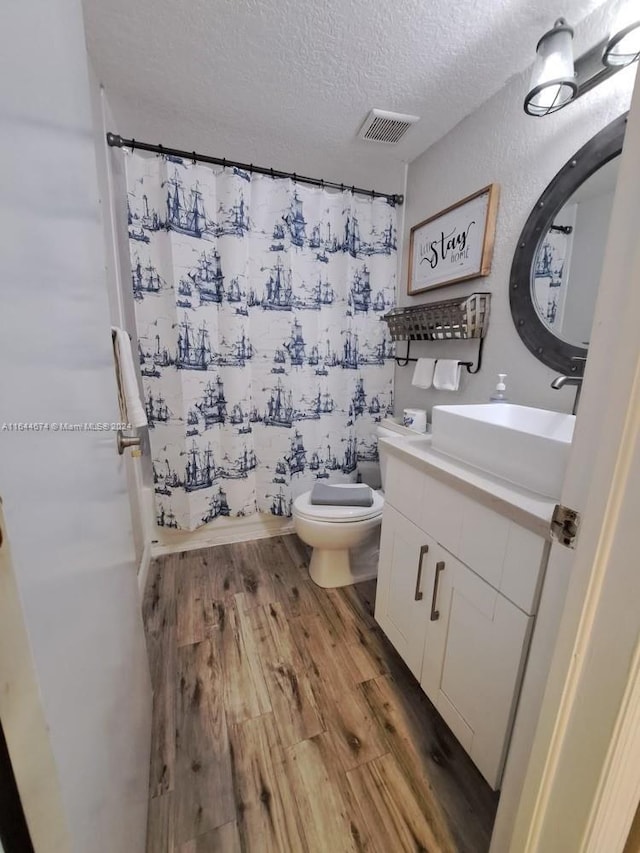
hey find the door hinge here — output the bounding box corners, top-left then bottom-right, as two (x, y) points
(550, 504), (581, 549)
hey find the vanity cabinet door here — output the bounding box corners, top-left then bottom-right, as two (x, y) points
(374, 505), (433, 679)
(420, 544), (533, 790)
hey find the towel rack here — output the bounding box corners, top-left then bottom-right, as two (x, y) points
(383, 293), (490, 374)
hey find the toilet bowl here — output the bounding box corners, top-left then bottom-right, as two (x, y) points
(292, 485), (385, 588)
(293, 425), (398, 588)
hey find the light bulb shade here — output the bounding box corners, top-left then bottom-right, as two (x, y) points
(524, 19), (577, 116)
(603, 3), (640, 67)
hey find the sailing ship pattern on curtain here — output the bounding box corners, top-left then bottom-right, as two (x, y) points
(125, 153), (397, 530)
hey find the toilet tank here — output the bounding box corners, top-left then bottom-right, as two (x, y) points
(376, 425), (398, 492)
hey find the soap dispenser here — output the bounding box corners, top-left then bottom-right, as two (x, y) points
(490, 373), (508, 403)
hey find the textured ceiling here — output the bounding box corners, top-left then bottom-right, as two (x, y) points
(83, 0), (606, 188)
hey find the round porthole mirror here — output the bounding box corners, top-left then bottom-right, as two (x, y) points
(510, 113), (627, 374)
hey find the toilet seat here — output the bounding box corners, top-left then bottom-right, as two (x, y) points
(293, 486), (384, 523)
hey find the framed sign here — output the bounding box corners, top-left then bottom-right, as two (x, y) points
(408, 183), (500, 295)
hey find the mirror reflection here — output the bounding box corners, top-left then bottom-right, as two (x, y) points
(532, 156), (619, 348)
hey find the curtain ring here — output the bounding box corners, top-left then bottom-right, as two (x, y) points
(371, 189), (375, 199)
(131, 138), (136, 152)
(270, 167), (274, 179)
(293, 173), (297, 183)
(222, 158), (227, 169)
(351, 185), (355, 195)
(340, 184), (344, 192)
(192, 151), (197, 165)
(321, 178), (325, 189)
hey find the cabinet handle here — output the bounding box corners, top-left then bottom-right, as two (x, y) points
(430, 560), (445, 621)
(414, 544), (428, 601)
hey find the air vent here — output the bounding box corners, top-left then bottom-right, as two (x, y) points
(358, 109), (420, 144)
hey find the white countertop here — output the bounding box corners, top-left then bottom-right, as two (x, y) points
(379, 418), (557, 538)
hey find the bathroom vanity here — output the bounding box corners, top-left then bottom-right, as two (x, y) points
(374, 420), (561, 790)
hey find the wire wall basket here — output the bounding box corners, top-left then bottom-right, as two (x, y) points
(384, 293), (491, 341)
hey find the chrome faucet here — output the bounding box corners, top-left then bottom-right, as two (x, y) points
(551, 374), (583, 414)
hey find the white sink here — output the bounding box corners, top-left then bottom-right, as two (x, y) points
(431, 404), (575, 498)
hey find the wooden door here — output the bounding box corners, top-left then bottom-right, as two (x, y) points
(420, 544), (533, 789)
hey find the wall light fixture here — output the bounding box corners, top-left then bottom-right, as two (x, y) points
(525, 3), (640, 117)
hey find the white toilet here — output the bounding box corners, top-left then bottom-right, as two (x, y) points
(292, 425), (396, 588)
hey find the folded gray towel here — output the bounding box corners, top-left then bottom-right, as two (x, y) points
(310, 483), (373, 507)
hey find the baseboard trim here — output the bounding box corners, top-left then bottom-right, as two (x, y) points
(137, 540), (152, 597)
(151, 514), (295, 557)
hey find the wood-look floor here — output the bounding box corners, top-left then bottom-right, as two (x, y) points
(143, 535), (498, 853)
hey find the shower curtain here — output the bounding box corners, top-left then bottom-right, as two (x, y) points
(124, 152), (397, 530)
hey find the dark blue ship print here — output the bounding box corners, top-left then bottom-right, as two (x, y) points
(152, 334), (172, 368)
(309, 441), (341, 479)
(128, 194), (161, 239)
(202, 487), (231, 522)
(165, 170), (207, 238)
(343, 213), (361, 257)
(352, 377), (367, 417)
(196, 377), (227, 427)
(184, 249), (224, 304)
(184, 441), (216, 492)
(229, 403), (244, 425)
(233, 166), (251, 182)
(140, 194), (164, 232)
(357, 438), (379, 462)
(153, 457), (183, 493)
(283, 192), (306, 247)
(287, 430), (307, 475)
(270, 223), (285, 252)
(131, 258), (163, 301)
(358, 220), (397, 257)
(264, 379), (294, 427)
(221, 446), (257, 479)
(273, 460), (288, 484)
(140, 353), (161, 379)
(215, 331), (255, 367)
(373, 288), (393, 312)
(284, 317), (305, 366)
(271, 348), (287, 374)
(294, 276), (335, 310)
(227, 277), (243, 303)
(368, 394), (382, 421)
(213, 194), (249, 237)
(342, 329), (360, 369)
(349, 265), (372, 313)
(176, 315), (211, 370)
(145, 390), (170, 428)
(177, 278), (193, 309)
(342, 435), (358, 474)
(311, 388), (335, 417)
(129, 224), (150, 243)
(268, 487), (292, 517)
(156, 504), (179, 528)
(262, 259), (293, 310)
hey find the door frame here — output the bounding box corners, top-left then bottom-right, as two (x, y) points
(511, 66), (640, 852)
(0, 501), (70, 852)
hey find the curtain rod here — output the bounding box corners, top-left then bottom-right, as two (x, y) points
(106, 132), (404, 206)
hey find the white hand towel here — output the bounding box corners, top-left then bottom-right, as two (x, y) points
(411, 357), (435, 389)
(433, 359), (462, 391)
(111, 327), (148, 428)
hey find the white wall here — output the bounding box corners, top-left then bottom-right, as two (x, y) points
(99, 94), (408, 196)
(0, 1), (151, 851)
(395, 0), (637, 419)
